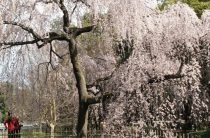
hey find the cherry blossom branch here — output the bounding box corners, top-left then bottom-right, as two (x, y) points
(148, 60), (184, 84)
(148, 74), (184, 83)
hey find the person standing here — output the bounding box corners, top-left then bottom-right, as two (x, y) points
(4, 112), (15, 138)
(13, 116), (22, 138)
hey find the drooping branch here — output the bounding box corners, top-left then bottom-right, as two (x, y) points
(38, 43), (55, 71)
(49, 43), (53, 66)
(37, 44), (57, 79)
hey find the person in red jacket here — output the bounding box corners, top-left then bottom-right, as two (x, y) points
(4, 112), (16, 138)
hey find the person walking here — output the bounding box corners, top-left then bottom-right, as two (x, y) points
(4, 112), (15, 138)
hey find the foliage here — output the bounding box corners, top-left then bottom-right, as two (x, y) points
(159, 0), (210, 17)
(158, 0), (178, 10)
(190, 129), (210, 138)
(78, 13), (110, 57)
(96, 1), (210, 137)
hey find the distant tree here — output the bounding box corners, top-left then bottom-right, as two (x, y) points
(159, 0), (210, 17)
(0, 82), (9, 122)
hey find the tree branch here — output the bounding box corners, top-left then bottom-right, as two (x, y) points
(87, 68), (116, 89)
(148, 74), (184, 84)
(49, 43), (53, 67)
(52, 49), (63, 59)
(4, 21), (42, 40)
(73, 0), (90, 7)
(54, 0), (70, 32)
(37, 32), (68, 48)
(73, 26), (95, 37)
(50, 42), (63, 59)
(69, 3), (78, 23)
(87, 92), (113, 105)
(148, 61), (185, 84)
(35, 0), (53, 4)
(2, 21), (69, 49)
(0, 40), (39, 47)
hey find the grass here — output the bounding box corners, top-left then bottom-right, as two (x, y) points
(190, 129), (210, 138)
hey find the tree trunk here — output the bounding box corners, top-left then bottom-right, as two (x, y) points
(68, 40), (89, 138)
(50, 123), (55, 138)
(77, 103), (89, 138)
(49, 97), (56, 138)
